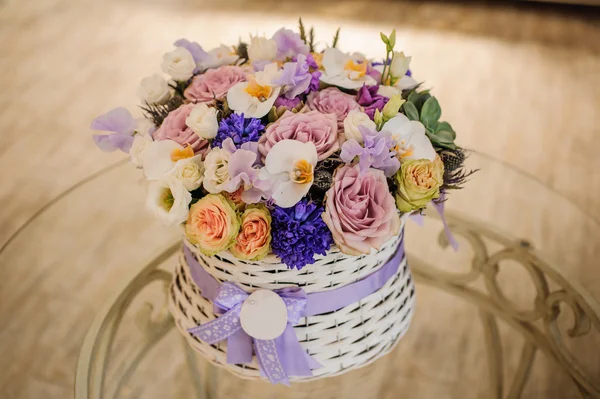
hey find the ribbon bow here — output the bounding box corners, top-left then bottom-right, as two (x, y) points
(188, 282), (321, 385)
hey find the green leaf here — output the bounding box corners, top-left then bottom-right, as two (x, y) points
(299, 18), (307, 43)
(389, 29), (396, 48)
(420, 96), (442, 124)
(380, 32), (389, 44)
(402, 101), (419, 121)
(332, 27), (341, 48)
(436, 121), (456, 140)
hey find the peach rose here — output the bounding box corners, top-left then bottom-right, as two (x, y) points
(185, 194), (240, 256)
(230, 205), (272, 261)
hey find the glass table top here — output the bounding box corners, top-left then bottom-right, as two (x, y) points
(2, 151), (599, 398)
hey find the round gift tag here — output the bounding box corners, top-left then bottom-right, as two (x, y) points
(239, 290), (287, 340)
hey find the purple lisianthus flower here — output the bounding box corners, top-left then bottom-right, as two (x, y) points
(270, 199), (333, 269)
(272, 54), (312, 99)
(213, 113), (265, 149)
(274, 96), (302, 109)
(91, 107), (138, 152)
(221, 140), (272, 203)
(174, 38), (209, 73)
(340, 125), (400, 177)
(272, 28), (309, 61)
(357, 85), (389, 120)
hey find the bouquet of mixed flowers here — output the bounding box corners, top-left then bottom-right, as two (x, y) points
(92, 20), (471, 270)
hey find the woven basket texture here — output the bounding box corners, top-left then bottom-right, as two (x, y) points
(169, 227), (415, 382)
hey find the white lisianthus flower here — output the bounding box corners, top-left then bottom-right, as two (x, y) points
(389, 52), (411, 80)
(262, 139), (318, 208)
(129, 132), (154, 167)
(382, 114), (436, 162)
(199, 45), (239, 70)
(203, 147), (232, 193)
(142, 139), (195, 179)
(172, 155), (204, 191)
(377, 85), (401, 99)
(161, 47), (196, 81)
(146, 178), (192, 226)
(136, 74), (172, 105)
(185, 103), (219, 139)
(343, 110), (377, 142)
(247, 36), (277, 63)
(320, 47), (377, 90)
(226, 63), (281, 118)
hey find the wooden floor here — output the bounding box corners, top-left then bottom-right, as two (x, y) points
(0, 0), (599, 398)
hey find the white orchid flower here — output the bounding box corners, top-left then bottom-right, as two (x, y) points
(319, 47), (377, 90)
(382, 114), (436, 162)
(263, 139), (318, 208)
(226, 62), (281, 118)
(142, 139), (195, 179)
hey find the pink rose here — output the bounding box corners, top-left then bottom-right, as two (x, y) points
(307, 87), (360, 130)
(322, 165), (401, 255)
(184, 65), (247, 103)
(259, 110), (340, 161)
(154, 103), (209, 156)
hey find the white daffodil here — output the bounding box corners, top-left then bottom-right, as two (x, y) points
(226, 62), (281, 118)
(319, 47), (377, 90)
(185, 103), (219, 139)
(382, 114), (436, 162)
(262, 139), (318, 208)
(198, 44), (239, 70)
(142, 139), (195, 179)
(146, 178), (191, 226)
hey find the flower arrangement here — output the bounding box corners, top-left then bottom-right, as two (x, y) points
(92, 20), (472, 269)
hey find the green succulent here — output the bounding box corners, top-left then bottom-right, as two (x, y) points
(401, 90), (457, 150)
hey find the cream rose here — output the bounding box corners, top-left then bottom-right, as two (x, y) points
(172, 155), (204, 191)
(161, 47), (196, 81)
(185, 103), (219, 139)
(136, 74), (172, 105)
(247, 36), (277, 63)
(203, 147), (231, 193)
(129, 132), (153, 167)
(343, 110), (377, 142)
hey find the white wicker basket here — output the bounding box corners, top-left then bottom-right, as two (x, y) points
(168, 225), (415, 382)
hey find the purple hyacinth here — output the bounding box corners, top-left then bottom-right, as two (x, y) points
(357, 85), (389, 120)
(340, 125), (400, 177)
(270, 199), (333, 269)
(212, 113), (265, 149)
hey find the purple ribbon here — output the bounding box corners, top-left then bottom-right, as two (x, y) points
(409, 195), (459, 252)
(184, 236), (405, 385)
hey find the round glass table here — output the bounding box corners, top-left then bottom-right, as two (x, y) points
(3, 153), (598, 399)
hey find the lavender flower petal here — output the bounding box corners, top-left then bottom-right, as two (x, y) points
(90, 107), (137, 135)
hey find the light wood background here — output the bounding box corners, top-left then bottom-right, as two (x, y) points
(1, 0), (599, 398)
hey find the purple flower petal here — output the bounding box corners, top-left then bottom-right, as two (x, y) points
(174, 38), (210, 64)
(92, 133), (134, 153)
(90, 107), (137, 135)
(272, 28), (309, 61)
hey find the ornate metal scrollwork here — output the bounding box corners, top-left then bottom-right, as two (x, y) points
(410, 212), (600, 398)
(75, 243), (179, 399)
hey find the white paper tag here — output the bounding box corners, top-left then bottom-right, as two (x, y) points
(239, 290), (287, 340)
